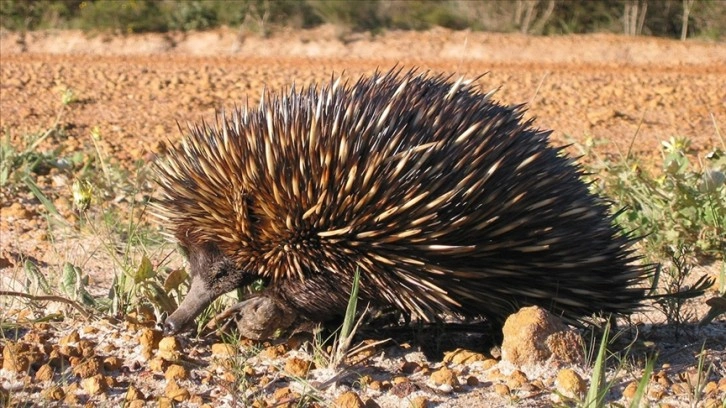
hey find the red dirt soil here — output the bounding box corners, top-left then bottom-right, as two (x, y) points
(0, 27), (724, 408)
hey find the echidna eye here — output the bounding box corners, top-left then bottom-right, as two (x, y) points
(212, 260), (231, 280)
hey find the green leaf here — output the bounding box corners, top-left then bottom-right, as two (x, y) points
(628, 354), (656, 408)
(59, 262), (96, 306)
(24, 259), (51, 294)
(24, 176), (60, 216)
(340, 267), (361, 342)
(585, 321), (610, 408)
(141, 282), (177, 314)
(163, 267), (188, 293)
(133, 255), (155, 283)
(60, 262), (80, 297)
(78, 287), (96, 306)
(665, 229), (680, 243)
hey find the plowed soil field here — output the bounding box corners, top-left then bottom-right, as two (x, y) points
(0, 27), (725, 407)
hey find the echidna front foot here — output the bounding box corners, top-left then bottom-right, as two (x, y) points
(231, 295), (299, 340)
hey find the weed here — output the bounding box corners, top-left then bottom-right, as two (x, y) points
(22, 259), (51, 295)
(211, 331), (263, 405)
(580, 133), (724, 328)
(311, 268), (366, 371)
(584, 322), (610, 407)
(682, 343), (716, 406)
(578, 322), (656, 408)
(0, 87), (75, 189)
(599, 136), (725, 260)
(649, 245), (714, 330)
(627, 356), (655, 408)
(0, 85), (178, 327)
(58, 261), (95, 307)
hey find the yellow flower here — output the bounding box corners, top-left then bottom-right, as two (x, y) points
(72, 179), (93, 212)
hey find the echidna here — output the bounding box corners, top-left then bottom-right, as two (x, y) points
(154, 69), (651, 336)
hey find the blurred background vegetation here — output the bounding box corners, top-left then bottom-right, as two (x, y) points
(0, 0), (724, 40)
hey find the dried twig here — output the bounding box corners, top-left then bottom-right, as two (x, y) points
(0, 290), (92, 320)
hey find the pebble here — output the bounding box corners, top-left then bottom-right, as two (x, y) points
(493, 383), (510, 396)
(442, 348), (488, 365)
(429, 366), (459, 388)
(80, 374), (107, 395)
(555, 368), (585, 399)
(164, 364), (189, 381)
(165, 380), (190, 402)
(284, 357), (312, 378)
(333, 391), (365, 408)
(125, 385), (145, 401)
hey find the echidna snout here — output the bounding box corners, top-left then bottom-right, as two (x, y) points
(155, 69), (651, 337)
(164, 241), (250, 334)
(164, 273), (214, 334)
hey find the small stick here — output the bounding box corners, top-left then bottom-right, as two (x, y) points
(0, 290), (92, 320)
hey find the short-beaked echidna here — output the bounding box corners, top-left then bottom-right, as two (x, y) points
(155, 69), (651, 335)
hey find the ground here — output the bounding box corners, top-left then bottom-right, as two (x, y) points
(0, 27), (724, 407)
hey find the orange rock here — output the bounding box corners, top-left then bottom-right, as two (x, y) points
(284, 357), (312, 378)
(443, 348), (488, 365)
(164, 364), (189, 381)
(493, 383), (510, 396)
(81, 374), (108, 395)
(555, 368), (585, 399)
(165, 380), (190, 402)
(333, 391), (364, 408)
(59, 330), (81, 346)
(35, 364), (54, 382)
(429, 365), (459, 391)
(125, 385), (145, 401)
(41, 385), (64, 401)
(72, 357), (101, 378)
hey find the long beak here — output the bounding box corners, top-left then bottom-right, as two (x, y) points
(164, 275), (216, 334)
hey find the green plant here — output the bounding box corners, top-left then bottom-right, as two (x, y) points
(384, 0), (470, 31)
(311, 268), (364, 370)
(0, 257), (94, 325)
(688, 343), (714, 404)
(328, 267), (363, 370)
(22, 259), (52, 295)
(308, 267), (395, 386)
(77, 0), (168, 33)
(580, 134), (724, 328)
(1, 88), (75, 188)
(307, 0), (384, 32)
(584, 322), (610, 407)
(598, 136), (725, 260)
(107, 254), (182, 317)
(627, 355), (654, 408)
(0, 0), (82, 30)
(212, 332), (264, 406)
(579, 322), (656, 408)
(21, 144), (173, 320)
(58, 261), (95, 307)
(648, 245), (715, 331)
(0, 86), (187, 336)
(167, 0), (219, 31)
(6, 119), (172, 323)
(2, 0), (726, 38)
(43, 131), (164, 318)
